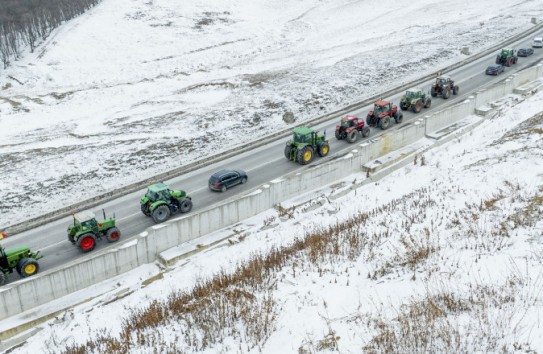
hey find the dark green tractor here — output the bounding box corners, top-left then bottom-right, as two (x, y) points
(140, 182), (193, 223)
(284, 126), (330, 165)
(400, 88), (431, 113)
(67, 210), (121, 253)
(495, 48), (518, 67)
(0, 232), (42, 285)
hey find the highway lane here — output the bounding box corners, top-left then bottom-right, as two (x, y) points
(3, 30), (543, 282)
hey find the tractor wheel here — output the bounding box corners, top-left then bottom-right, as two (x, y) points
(179, 198), (193, 213)
(18, 258), (39, 278)
(442, 88), (450, 99)
(395, 112), (403, 124)
(400, 102), (408, 111)
(77, 233), (97, 253)
(379, 116), (391, 130)
(495, 55), (501, 64)
(506, 58), (513, 67)
(152, 204), (171, 223)
(361, 126), (370, 138)
(318, 142), (330, 156)
(424, 98), (432, 108)
(453, 86), (459, 95)
(284, 145), (292, 160)
(346, 129), (358, 143)
(297, 146), (314, 165)
(67, 233), (75, 244)
(106, 227), (121, 243)
(141, 203), (151, 217)
(0, 272), (5, 285)
(335, 130), (341, 140)
(412, 99), (422, 113)
(430, 87), (437, 97)
(366, 114), (375, 126)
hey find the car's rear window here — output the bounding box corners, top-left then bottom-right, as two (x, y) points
(209, 176), (220, 184)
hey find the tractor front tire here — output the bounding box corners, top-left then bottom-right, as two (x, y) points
(346, 129), (358, 143)
(400, 102), (408, 111)
(0, 272), (5, 285)
(430, 87), (437, 97)
(318, 142), (330, 156)
(77, 233), (97, 253)
(141, 203), (151, 217)
(395, 112), (403, 124)
(18, 258), (39, 278)
(284, 145), (292, 160)
(412, 99), (422, 113)
(106, 227), (121, 243)
(335, 130), (342, 140)
(361, 126), (370, 138)
(379, 116), (391, 130)
(443, 88), (450, 99)
(424, 98), (432, 108)
(152, 204), (171, 223)
(453, 86), (459, 95)
(179, 198), (193, 213)
(297, 146), (314, 165)
(366, 114), (375, 126)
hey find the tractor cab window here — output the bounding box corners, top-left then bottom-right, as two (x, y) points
(294, 134), (311, 144)
(146, 190), (159, 201)
(406, 91), (416, 99)
(159, 190), (171, 201)
(374, 106), (383, 115)
(437, 78), (448, 85)
(341, 119), (350, 127)
(81, 219), (97, 229)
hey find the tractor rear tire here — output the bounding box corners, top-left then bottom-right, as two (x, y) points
(141, 203), (151, 217)
(152, 204), (171, 223)
(379, 116), (391, 130)
(424, 98), (432, 108)
(318, 142), (330, 156)
(284, 145), (292, 160)
(335, 130), (341, 140)
(443, 88), (450, 99)
(179, 198), (193, 213)
(297, 146), (314, 165)
(395, 112), (403, 124)
(366, 114), (375, 126)
(346, 130), (358, 143)
(412, 99), (422, 113)
(430, 88), (437, 97)
(361, 126), (370, 138)
(19, 258), (39, 278)
(77, 233), (97, 253)
(106, 227), (121, 243)
(453, 86), (459, 95)
(0, 272), (5, 285)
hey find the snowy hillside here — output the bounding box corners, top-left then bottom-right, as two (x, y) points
(13, 83), (543, 353)
(1, 0), (543, 227)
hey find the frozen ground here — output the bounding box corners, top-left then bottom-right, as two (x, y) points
(11, 73), (543, 353)
(1, 0), (542, 227)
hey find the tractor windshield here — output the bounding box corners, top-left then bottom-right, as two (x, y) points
(437, 78), (448, 85)
(406, 91), (416, 99)
(341, 119), (350, 127)
(374, 105), (385, 115)
(293, 133), (312, 144)
(81, 219), (97, 230)
(146, 190), (159, 201)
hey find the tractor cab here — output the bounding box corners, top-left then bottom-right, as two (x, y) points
(373, 101), (391, 116)
(144, 182), (174, 203)
(292, 127), (319, 145)
(340, 116), (358, 128)
(72, 210), (98, 232)
(436, 76), (450, 86)
(405, 88), (423, 99)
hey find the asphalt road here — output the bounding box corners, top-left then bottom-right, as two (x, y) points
(4, 31), (543, 284)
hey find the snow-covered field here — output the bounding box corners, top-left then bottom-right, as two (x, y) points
(11, 80), (543, 352)
(1, 0), (542, 227)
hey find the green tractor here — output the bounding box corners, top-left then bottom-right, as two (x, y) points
(284, 126), (330, 165)
(495, 48), (518, 67)
(140, 182), (193, 223)
(399, 88), (431, 113)
(67, 210), (121, 253)
(0, 232), (42, 285)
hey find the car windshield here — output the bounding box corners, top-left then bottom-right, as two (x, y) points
(293, 133), (311, 144)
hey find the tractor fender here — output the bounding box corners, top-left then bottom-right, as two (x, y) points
(140, 196), (150, 205)
(345, 126), (355, 133)
(150, 200), (169, 212)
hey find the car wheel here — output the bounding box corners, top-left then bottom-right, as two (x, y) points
(241, 177), (247, 184)
(221, 185), (227, 193)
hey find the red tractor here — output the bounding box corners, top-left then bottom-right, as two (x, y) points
(366, 100), (403, 130)
(335, 116), (370, 143)
(431, 75), (459, 99)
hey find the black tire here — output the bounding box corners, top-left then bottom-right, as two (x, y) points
(453, 86), (459, 95)
(16, 258), (24, 275)
(241, 177), (247, 184)
(335, 130), (341, 140)
(361, 126), (370, 138)
(495, 55), (501, 64)
(297, 146), (314, 165)
(366, 114), (375, 126)
(0, 272), (5, 285)
(179, 198), (193, 213)
(67, 233), (75, 244)
(443, 88), (450, 99)
(379, 116), (391, 130)
(318, 142), (330, 157)
(77, 233), (97, 253)
(411, 99), (422, 113)
(221, 185), (227, 192)
(424, 98), (432, 108)
(284, 145), (292, 160)
(19, 258), (39, 278)
(106, 227), (121, 243)
(395, 112), (403, 124)
(346, 129), (358, 143)
(152, 204), (171, 223)
(400, 102), (408, 111)
(430, 87), (437, 97)
(141, 203), (151, 217)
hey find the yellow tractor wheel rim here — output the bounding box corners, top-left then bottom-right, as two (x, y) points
(303, 150), (312, 161)
(322, 146), (329, 154)
(24, 263), (36, 274)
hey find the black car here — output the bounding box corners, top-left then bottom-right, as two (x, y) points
(485, 64), (504, 75)
(208, 169), (248, 192)
(518, 48), (534, 57)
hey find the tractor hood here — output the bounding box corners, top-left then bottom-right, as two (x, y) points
(140, 195), (149, 205)
(5, 246), (30, 257)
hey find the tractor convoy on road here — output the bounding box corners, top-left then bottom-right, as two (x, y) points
(2, 41), (540, 285)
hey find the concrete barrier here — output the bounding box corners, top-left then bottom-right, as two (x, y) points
(1, 63), (542, 323)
